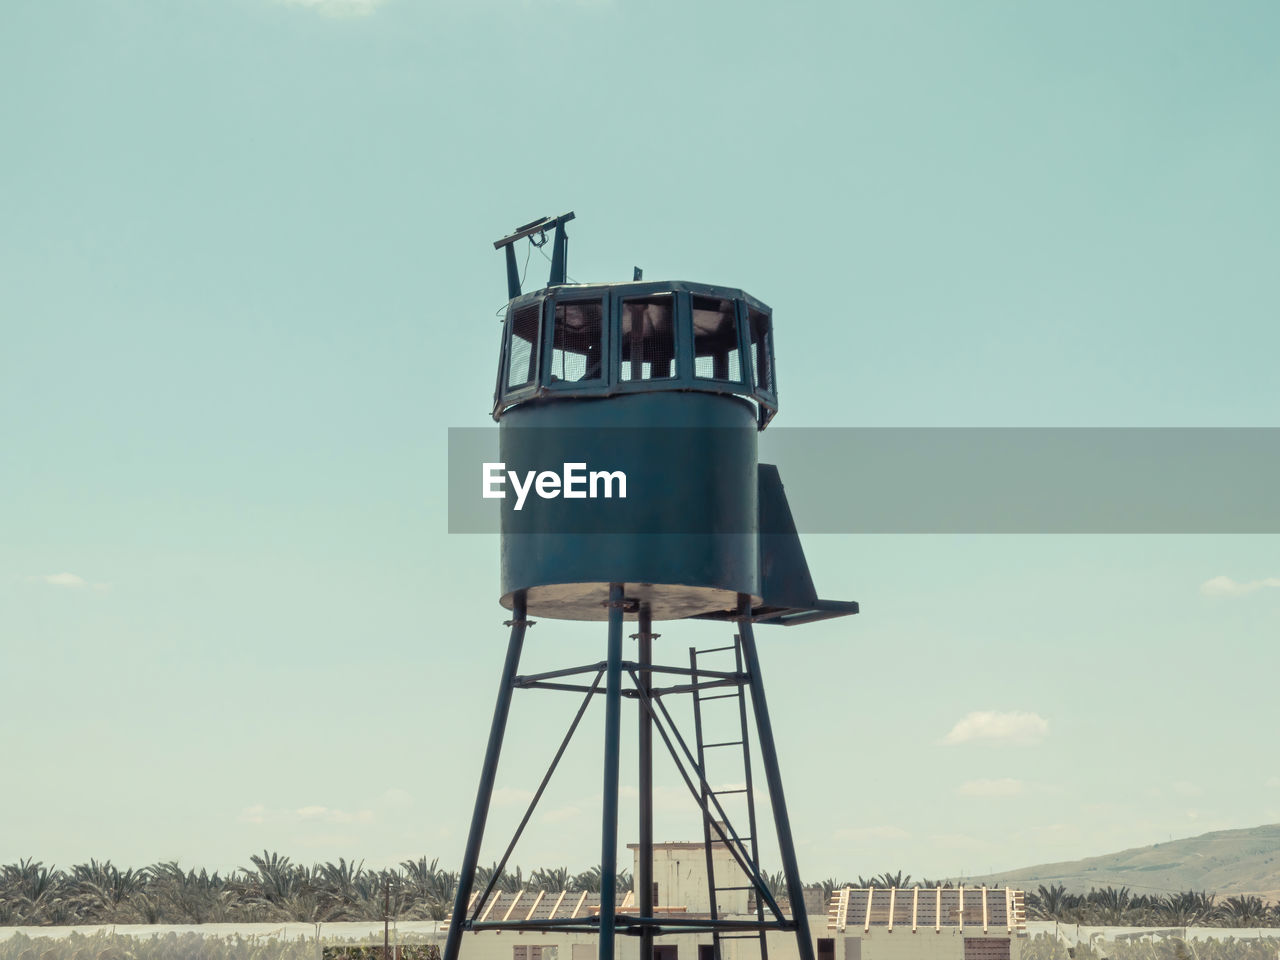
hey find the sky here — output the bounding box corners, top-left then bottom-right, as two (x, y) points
(2, 0), (1279, 889)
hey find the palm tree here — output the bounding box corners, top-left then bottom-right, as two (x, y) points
(761, 870), (787, 899)
(806, 878), (847, 900)
(873, 871), (913, 889)
(0, 859), (68, 925)
(531, 868), (572, 892)
(71, 859), (144, 923)
(146, 861), (231, 924)
(1160, 890), (1220, 927)
(402, 857), (457, 920)
(1221, 895), (1268, 927)
(1087, 885), (1132, 925)
(318, 858), (366, 918)
(1029, 883), (1070, 921)
(571, 866), (603, 893)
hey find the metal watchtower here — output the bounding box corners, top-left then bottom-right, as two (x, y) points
(444, 212), (858, 960)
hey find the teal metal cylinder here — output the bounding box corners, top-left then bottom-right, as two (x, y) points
(498, 391), (760, 621)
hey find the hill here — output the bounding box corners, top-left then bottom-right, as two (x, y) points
(966, 823), (1280, 900)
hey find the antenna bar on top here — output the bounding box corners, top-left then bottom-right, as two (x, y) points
(493, 212), (576, 250)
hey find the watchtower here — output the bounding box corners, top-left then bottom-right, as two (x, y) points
(444, 213), (858, 960)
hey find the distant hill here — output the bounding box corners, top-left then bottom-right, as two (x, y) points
(965, 824), (1280, 900)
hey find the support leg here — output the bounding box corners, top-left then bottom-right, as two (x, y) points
(443, 593), (530, 960)
(737, 595), (816, 960)
(598, 583), (625, 960)
(636, 603), (654, 960)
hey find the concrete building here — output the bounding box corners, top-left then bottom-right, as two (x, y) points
(444, 842), (1027, 960)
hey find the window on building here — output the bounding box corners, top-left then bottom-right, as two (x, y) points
(620, 295), (676, 381)
(550, 300), (604, 384)
(692, 296), (742, 382)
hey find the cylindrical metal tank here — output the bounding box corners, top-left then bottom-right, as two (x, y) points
(498, 391), (759, 620)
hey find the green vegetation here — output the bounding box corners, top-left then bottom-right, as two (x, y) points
(1023, 932), (1280, 960)
(0, 930), (318, 960)
(0, 854), (631, 926)
(1023, 884), (1280, 927)
(5, 856), (1279, 929)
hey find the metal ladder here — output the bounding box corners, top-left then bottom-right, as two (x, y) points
(690, 635), (769, 960)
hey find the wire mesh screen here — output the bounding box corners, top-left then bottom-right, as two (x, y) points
(748, 307), (773, 393)
(693, 295), (742, 381)
(892, 890), (914, 927)
(916, 889), (939, 927)
(963, 941), (1010, 960)
(962, 888), (988, 926)
(506, 304), (541, 390)
(551, 300), (604, 383)
(620, 295), (676, 380)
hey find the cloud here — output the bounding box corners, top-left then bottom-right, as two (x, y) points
(542, 805), (584, 825)
(492, 786), (535, 808)
(1200, 575), (1280, 597)
(238, 803), (269, 824)
(1265, 776), (1280, 789)
(25, 571), (107, 589)
(277, 0), (387, 15)
(834, 825), (910, 842)
(237, 802), (373, 825)
(957, 778), (1025, 797)
(942, 710), (1048, 745)
(297, 805), (374, 824)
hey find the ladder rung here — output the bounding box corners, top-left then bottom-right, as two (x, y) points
(704, 740), (744, 748)
(697, 693), (741, 702)
(696, 645), (738, 655)
(712, 788), (748, 795)
(716, 885), (756, 890)
(718, 934), (765, 941)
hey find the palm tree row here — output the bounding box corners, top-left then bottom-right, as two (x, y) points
(6, 858), (1278, 928)
(1025, 883), (1280, 927)
(0, 853), (632, 927)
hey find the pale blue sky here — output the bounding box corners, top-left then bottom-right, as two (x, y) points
(2, 0), (1279, 886)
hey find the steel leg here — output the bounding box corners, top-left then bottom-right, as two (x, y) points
(598, 583), (625, 960)
(443, 593), (530, 960)
(637, 603), (654, 960)
(737, 594), (816, 960)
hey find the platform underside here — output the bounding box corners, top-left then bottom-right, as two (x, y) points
(500, 581), (763, 621)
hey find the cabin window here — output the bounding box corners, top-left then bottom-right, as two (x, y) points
(692, 296), (743, 382)
(620, 295), (677, 381)
(550, 300), (604, 384)
(506, 304), (541, 390)
(748, 307), (773, 394)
